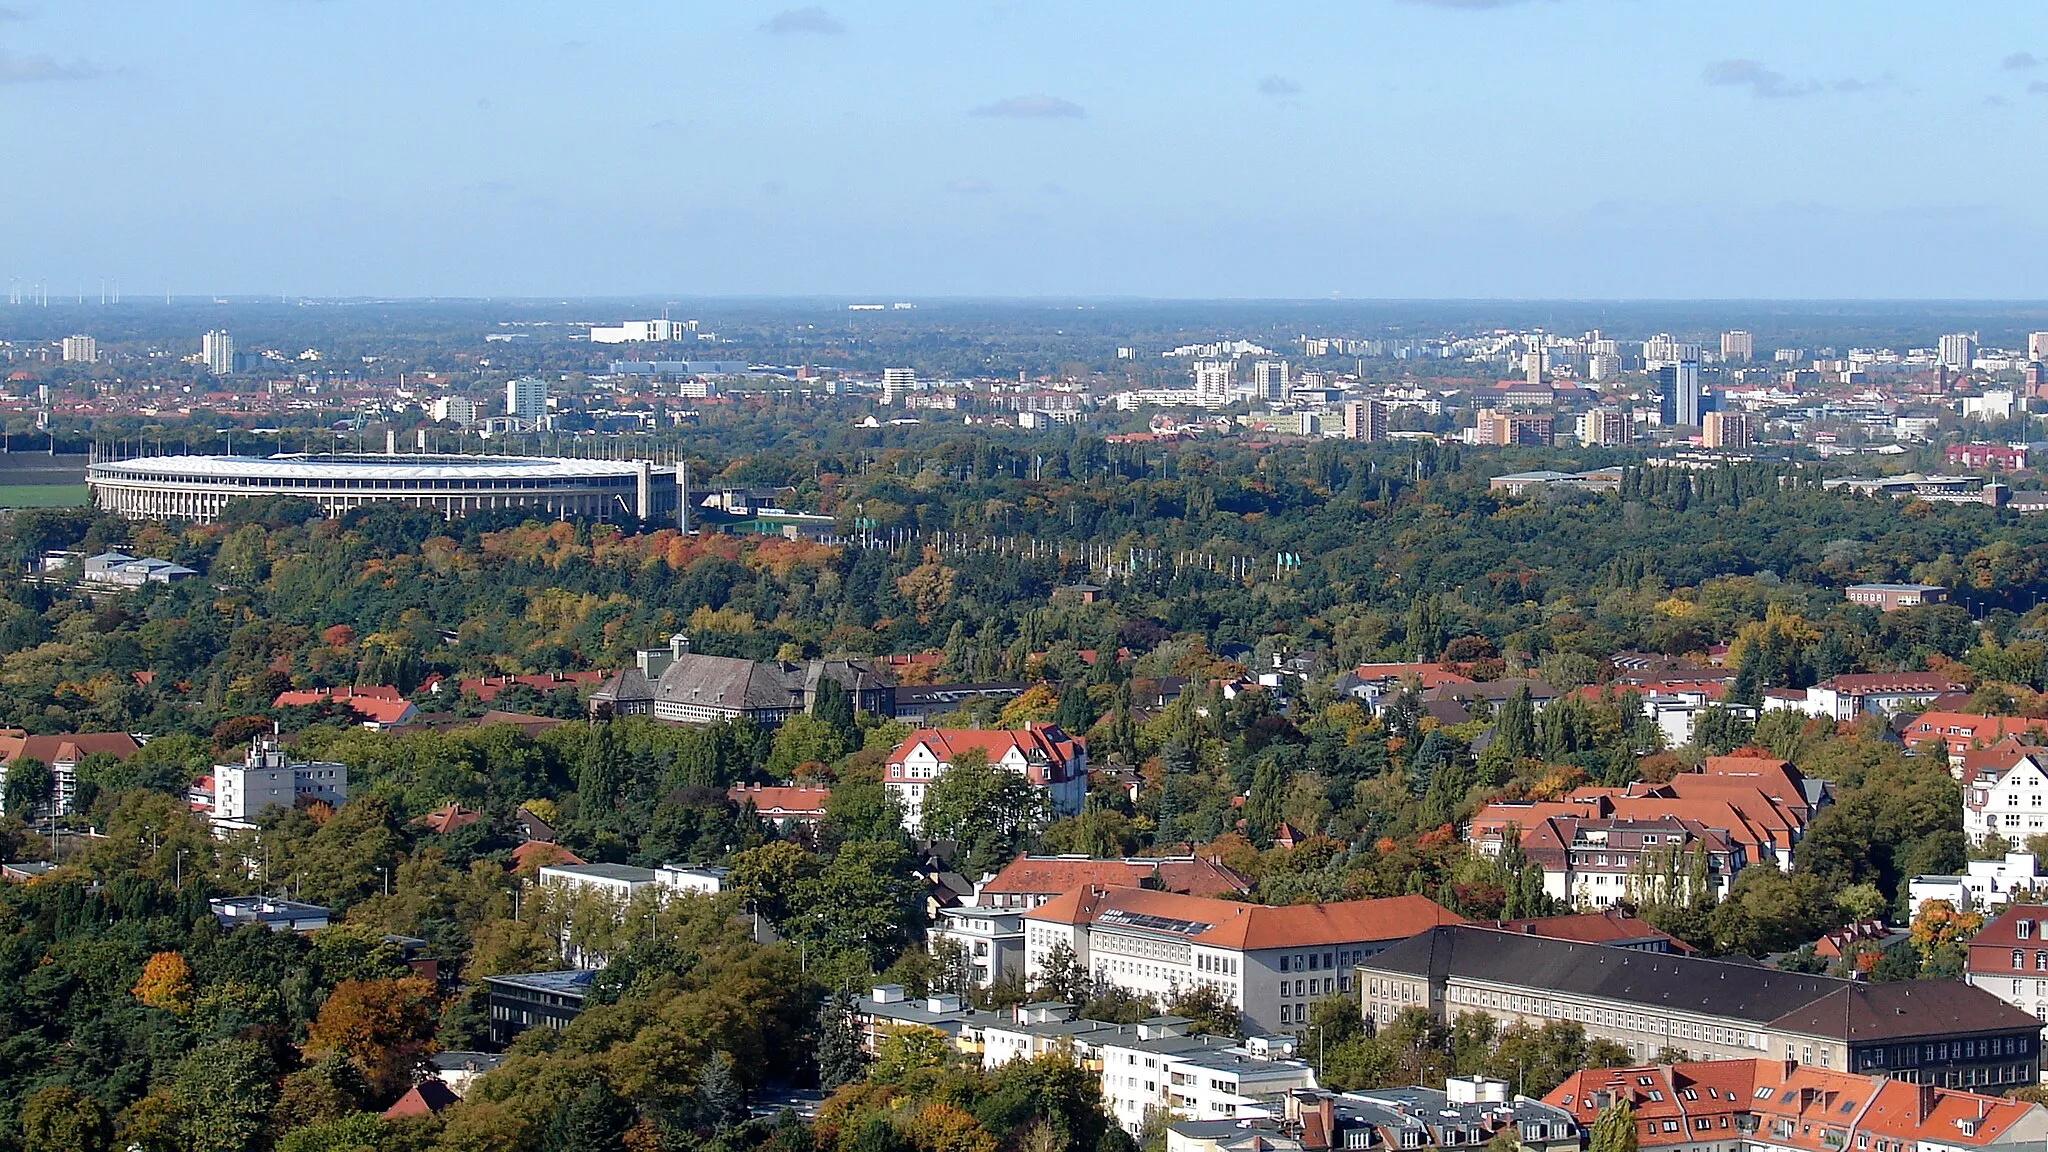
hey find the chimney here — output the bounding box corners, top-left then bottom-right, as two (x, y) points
(1917, 1083), (1939, 1124)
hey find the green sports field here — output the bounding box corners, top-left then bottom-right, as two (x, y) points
(0, 485), (88, 509)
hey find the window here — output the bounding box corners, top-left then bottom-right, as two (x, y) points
(2024, 921), (2035, 940)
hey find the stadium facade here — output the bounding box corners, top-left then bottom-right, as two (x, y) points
(86, 454), (682, 524)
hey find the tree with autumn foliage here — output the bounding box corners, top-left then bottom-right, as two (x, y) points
(131, 950), (195, 1016)
(302, 976), (440, 1103)
(1910, 898), (1984, 976)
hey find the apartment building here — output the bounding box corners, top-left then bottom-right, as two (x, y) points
(1962, 740), (2048, 846)
(1965, 905), (2048, 1024)
(1023, 886), (1462, 1034)
(210, 735), (348, 827)
(885, 723), (1087, 830)
(0, 728), (139, 818)
(1546, 1059), (2048, 1152)
(1169, 1079), (1581, 1152)
(1359, 926), (2042, 1086)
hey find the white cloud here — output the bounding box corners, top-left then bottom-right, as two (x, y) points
(971, 94), (1084, 118)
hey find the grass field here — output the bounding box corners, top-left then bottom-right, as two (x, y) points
(0, 485), (87, 509)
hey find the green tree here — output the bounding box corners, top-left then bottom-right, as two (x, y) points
(20, 1084), (113, 1152)
(919, 748), (1043, 872)
(768, 713), (850, 776)
(1588, 1099), (1639, 1152)
(697, 1051), (749, 1132)
(171, 1038), (277, 1152)
(547, 1079), (634, 1152)
(4, 755), (51, 818)
(818, 989), (868, 1088)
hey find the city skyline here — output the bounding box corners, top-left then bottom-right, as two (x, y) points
(7, 2), (2048, 299)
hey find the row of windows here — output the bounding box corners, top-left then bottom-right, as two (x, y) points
(101, 473), (637, 491)
(1277, 948), (1366, 972)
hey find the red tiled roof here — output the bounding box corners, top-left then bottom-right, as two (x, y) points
(1820, 673), (1966, 694)
(1352, 662), (1476, 689)
(729, 783), (832, 817)
(510, 840), (583, 871)
(460, 671), (608, 703)
(414, 803), (482, 834)
(273, 685), (402, 706)
(1491, 909), (1697, 953)
(1022, 885), (1461, 950)
(0, 729), (140, 767)
(384, 1079), (460, 1118)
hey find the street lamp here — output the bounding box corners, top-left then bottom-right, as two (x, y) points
(1308, 1024), (1326, 1079)
(377, 865), (390, 897)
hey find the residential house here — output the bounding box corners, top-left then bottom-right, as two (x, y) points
(885, 723), (1087, 830)
(272, 685), (418, 729)
(209, 736), (349, 827)
(729, 782), (832, 830)
(1962, 740), (2048, 845)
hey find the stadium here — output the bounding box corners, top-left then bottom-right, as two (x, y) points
(85, 454), (682, 524)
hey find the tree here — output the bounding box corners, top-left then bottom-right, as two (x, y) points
(171, 1038), (277, 1152)
(1165, 983), (1240, 1038)
(547, 1079), (634, 1152)
(1588, 1099), (1639, 1152)
(302, 976), (440, 1102)
(768, 714), (850, 776)
(920, 748), (1043, 871)
(697, 1051), (749, 1132)
(1033, 941), (1093, 1003)
(20, 1085), (112, 1152)
(132, 950), (195, 1016)
(728, 840), (821, 927)
(1054, 681), (1098, 734)
(818, 989), (868, 1088)
(4, 754), (51, 817)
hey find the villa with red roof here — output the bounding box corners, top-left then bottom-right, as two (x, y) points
(272, 685), (417, 729)
(884, 723), (1085, 830)
(0, 728), (140, 817)
(1021, 884), (1461, 1034)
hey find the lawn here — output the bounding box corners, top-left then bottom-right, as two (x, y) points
(0, 484), (88, 509)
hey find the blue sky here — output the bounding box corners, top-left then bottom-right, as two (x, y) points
(6, 1), (2047, 298)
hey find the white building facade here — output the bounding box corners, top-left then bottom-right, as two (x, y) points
(211, 736), (348, 825)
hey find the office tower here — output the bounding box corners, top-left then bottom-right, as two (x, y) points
(201, 330), (235, 376)
(60, 335), (97, 363)
(1343, 399), (1387, 443)
(1191, 360), (1232, 408)
(506, 377), (549, 420)
(1252, 360), (1290, 402)
(1672, 358), (1702, 426)
(881, 367), (915, 405)
(1576, 407), (1627, 447)
(1940, 333), (1978, 372)
(2029, 332), (2048, 363)
(1702, 410), (1753, 449)
(1720, 331), (1753, 362)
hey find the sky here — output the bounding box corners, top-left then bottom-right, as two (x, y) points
(5, 0), (2048, 299)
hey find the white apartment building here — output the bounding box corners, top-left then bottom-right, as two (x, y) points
(1022, 886), (1461, 1035)
(1721, 331), (1754, 362)
(883, 723), (1087, 830)
(506, 377), (549, 420)
(1942, 333), (1980, 372)
(1578, 408), (1628, 447)
(1253, 361), (1291, 402)
(61, 335), (97, 363)
(881, 367), (917, 406)
(211, 735), (348, 826)
(201, 330), (236, 375)
(1192, 361), (1233, 408)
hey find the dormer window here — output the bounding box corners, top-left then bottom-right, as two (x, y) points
(2024, 921), (2036, 941)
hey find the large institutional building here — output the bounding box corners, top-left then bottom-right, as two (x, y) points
(86, 453), (681, 523)
(1023, 886), (1463, 1035)
(1359, 926), (2041, 1089)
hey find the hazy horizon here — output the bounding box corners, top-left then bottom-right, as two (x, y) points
(8, 1), (2047, 299)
